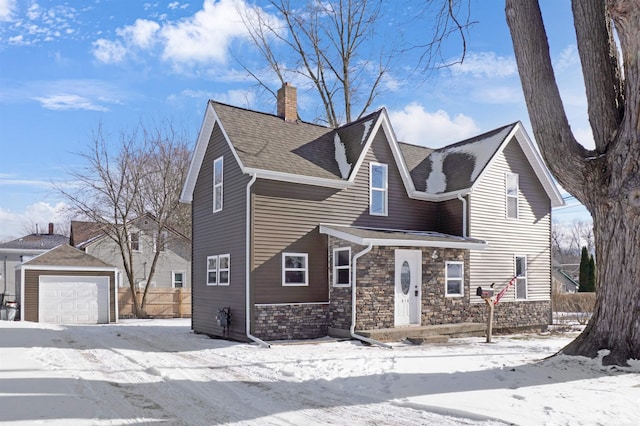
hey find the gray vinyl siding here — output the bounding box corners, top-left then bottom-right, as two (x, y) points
(85, 231), (190, 290)
(468, 139), (551, 303)
(191, 124), (250, 340)
(252, 127), (438, 304)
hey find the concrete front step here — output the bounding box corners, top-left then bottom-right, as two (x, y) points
(357, 322), (485, 343)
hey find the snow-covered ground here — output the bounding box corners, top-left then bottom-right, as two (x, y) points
(1, 319), (638, 425)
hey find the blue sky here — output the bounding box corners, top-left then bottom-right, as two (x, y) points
(0, 0), (591, 241)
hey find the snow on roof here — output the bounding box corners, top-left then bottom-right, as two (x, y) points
(334, 133), (352, 179)
(361, 119), (373, 144)
(424, 125), (513, 194)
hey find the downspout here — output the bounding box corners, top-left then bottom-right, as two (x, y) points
(350, 243), (392, 349)
(245, 173), (270, 348)
(457, 193), (468, 238)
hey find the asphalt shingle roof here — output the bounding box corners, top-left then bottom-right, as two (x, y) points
(0, 233), (68, 251)
(212, 101), (381, 181)
(23, 244), (114, 268)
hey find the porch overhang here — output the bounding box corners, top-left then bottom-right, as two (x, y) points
(319, 224), (488, 250)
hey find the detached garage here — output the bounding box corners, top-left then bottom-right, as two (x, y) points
(17, 244), (118, 324)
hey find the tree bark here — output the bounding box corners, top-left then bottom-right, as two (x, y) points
(506, 0), (640, 365)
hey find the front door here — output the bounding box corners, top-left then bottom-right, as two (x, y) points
(394, 249), (422, 326)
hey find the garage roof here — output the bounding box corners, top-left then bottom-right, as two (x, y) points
(22, 244), (115, 268)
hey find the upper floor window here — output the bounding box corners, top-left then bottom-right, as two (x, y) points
(213, 156), (224, 213)
(130, 231), (141, 252)
(283, 253), (308, 286)
(445, 261), (464, 297)
(154, 231), (168, 252)
(370, 162), (388, 216)
(515, 255), (527, 300)
(333, 247), (351, 287)
(506, 172), (519, 219)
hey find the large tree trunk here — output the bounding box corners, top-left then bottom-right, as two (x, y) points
(506, 0), (640, 365)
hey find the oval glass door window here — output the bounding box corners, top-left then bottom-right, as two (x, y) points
(401, 261), (411, 295)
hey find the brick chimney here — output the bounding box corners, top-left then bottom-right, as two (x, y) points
(277, 82), (297, 122)
(48, 222), (54, 235)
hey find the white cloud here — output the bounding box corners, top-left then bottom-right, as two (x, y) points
(90, 0), (281, 70)
(0, 201), (70, 242)
(555, 45), (580, 71)
(92, 38), (127, 63)
(0, 0), (16, 21)
(451, 51), (517, 78)
(388, 102), (479, 147)
(213, 88), (256, 107)
(33, 94), (110, 111)
(116, 19), (160, 49)
(160, 0), (254, 66)
(168, 2), (189, 10)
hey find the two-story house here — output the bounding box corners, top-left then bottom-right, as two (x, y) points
(70, 214), (191, 290)
(180, 83), (563, 344)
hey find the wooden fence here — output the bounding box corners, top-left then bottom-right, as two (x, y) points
(118, 288), (191, 319)
(552, 291), (595, 325)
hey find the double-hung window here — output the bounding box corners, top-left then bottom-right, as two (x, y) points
(154, 231), (168, 252)
(172, 271), (185, 288)
(213, 156), (223, 213)
(218, 254), (230, 285)
(130, 231), (141, 252)
(445, 261), (464, 296)
(370, 162), (388, 216)
(515, 255), (527, 300)
(333, 247), (351, 287)
(207, 254), (230, 286)
(506, 172), (519, 219)
(283, 253), (308, 286)
(207, 256), (218, 285)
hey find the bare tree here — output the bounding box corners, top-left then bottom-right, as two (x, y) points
(58, 122), (191, 318)
(241, 0), (392, 127)
(505, 0), (638, 365)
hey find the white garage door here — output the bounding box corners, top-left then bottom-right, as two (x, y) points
(39, 276), (110, 324)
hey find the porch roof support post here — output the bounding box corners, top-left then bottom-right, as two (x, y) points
(350, 243), (392, 349)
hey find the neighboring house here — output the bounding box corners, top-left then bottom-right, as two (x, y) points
(70, 214), (191, 290)
(16, 244), (118, 324)
(0, 223), (67, 302)
(180, 83), (564, 343)
(553, 268), (580, 293)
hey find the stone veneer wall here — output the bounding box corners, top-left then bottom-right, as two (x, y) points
(253, 303), (329, 340)
(327, 236), (551, 332)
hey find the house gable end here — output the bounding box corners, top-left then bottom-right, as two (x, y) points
(348, 109), (417, 198)
(470, 123), (563, 207)
(181, 101), (246, 204)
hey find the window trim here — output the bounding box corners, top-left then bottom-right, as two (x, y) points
(207, 255), (218, 286)
(445, 261), (464, 297)
(369, 162), (388, 216)
(506, 172), (519, 219)
(514, 255), (527, 300)
(154, 231), (168, 252)
(213, 156), (224, 213)
(282, 252), (309, 286)
(333, 247), (351, 287)
(130, 231), (141, 252)
(218, 254), (230, 286)
(172, 270), (185, 288)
